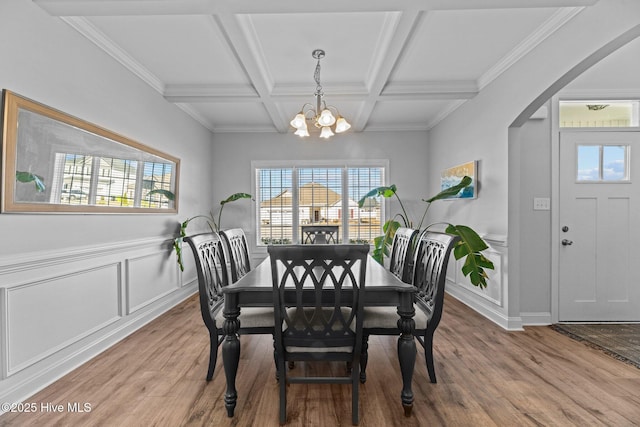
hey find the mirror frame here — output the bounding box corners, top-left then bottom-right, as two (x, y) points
(1, 90), (180, 214)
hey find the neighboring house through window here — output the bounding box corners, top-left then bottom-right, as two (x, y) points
(54, 153), (175, 208)
(254, 161), (386, 245)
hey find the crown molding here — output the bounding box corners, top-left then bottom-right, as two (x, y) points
(477, 7), (585, 90)
(61, 16), (165, 94)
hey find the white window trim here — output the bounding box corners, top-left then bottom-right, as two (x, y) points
(251, 159), (389, 251)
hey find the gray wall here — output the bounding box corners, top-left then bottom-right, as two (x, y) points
(0, 0), (213, 404)
(211, 130), (429, 259)
(514, 105), (553, 318)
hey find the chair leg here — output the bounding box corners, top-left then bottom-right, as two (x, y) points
(352, 362), (359, 425)
(359, 335), (369, 383)
(279, 360), (287, 424)
(273, 337), (279, 381)
(206, 331), (217, 381)
(424, 332), (437, 384)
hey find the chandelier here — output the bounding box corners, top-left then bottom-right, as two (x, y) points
(289, 49), (351, 139)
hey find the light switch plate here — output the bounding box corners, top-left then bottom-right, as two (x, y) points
(533, 197), (550, 210)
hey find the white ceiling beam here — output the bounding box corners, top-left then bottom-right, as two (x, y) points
(381, 81), (478, 100)
(164, 85), (258, 102)
(351, 9), (423, 131)
(35, 0), (597, 17)
(212, 14), (291, 132)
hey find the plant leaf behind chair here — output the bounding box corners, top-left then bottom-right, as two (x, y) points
(358, 176), (493, 288)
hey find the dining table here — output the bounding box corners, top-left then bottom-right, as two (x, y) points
(220, 253), (418, 418)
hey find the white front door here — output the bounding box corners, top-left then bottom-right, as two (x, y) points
(559, 131), (640, 321)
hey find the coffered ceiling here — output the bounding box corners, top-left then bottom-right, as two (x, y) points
(35, 0), (598, 135)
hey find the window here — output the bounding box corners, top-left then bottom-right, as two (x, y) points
(55, 154), (176, 208)
(255, 163), (385, 245)
(560, 100), (640, 128)
(577, 144), (629, 182)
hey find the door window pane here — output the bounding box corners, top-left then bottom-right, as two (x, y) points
(577, 144), (628, 182)
(577, 145), (600, 181)
(602, 145), (626, 181)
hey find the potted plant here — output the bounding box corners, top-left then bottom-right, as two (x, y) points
(358, 176), (494, 288)
(16, 171), (46, 192)
(173, 192), (253, 271)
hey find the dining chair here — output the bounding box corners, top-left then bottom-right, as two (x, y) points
(184, 232), (274, 381)
(388, 227), (419, 283)
(268, 244), (369, 425)
(360, 231), (459, 384)
(220, 228), (251, 283)
(301, 225), (339, 244)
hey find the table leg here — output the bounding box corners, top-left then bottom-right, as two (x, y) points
(397, 296), (416, 416)
(222, 296), (241, 417)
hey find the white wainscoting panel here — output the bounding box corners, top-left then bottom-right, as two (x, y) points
(126, 250), (179, 314)
(450, 245), (503, 307)
(5, 264), (121, 376)
(0, 236), (197, 408)
(445, 236), (519, 330)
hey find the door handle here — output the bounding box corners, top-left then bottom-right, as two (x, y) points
(562, 239), (573, 246)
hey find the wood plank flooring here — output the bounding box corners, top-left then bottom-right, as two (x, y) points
(1, 294), (639, 426)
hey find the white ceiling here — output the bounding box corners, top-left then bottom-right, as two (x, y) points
(35, 0), (599, 135)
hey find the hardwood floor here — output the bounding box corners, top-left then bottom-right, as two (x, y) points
(2, 294), (639, 426)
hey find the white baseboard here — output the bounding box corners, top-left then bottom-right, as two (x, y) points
(519, 312), (552, 326)
(446, 286), (524, 331)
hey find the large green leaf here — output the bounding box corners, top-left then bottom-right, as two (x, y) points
(220, 192), (253, 205)
(357, 184), (397, 207)
(369, 219), (400, 265)
(16, 171), (46, 192)
(423, 176), (472, 203)
(148, 189), (175, 200)
(445, 224), (493, 288)
(172, 193), (252, 271)
(173, 238), (184, 272)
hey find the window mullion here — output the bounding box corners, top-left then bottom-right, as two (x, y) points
(341, 167), (349, 243)
(89, 156), (99, 205)
(599, 145), (604, 180)
(292, 167), (299, 244)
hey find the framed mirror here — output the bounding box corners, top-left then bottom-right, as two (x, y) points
(1, 90), (179, 213)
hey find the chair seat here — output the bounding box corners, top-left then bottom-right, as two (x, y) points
(214, 307), (275, 328)
(363, 305), (428, 330)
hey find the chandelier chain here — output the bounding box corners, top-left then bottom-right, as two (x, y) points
(314, 59), (323, 96)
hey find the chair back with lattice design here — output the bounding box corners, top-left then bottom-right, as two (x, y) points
(301, 225), (339, 244)
(268, 244), (369, 356)
(220, 228), (251, 283)
(184, 232), (229, 331)
(389, 227), (419, 283)
(412, 231), (459, 332)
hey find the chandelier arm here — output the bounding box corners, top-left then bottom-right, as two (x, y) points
(324, 104), (339, 115)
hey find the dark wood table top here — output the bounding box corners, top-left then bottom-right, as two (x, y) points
(222, 255), (415, 304)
